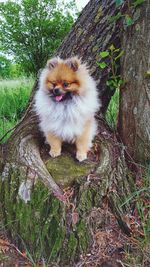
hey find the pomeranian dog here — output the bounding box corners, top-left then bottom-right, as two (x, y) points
(35, 56), (100, 162)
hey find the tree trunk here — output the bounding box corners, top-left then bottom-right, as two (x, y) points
(0, 0), (144, 265)
(118, 0), (150, 164)
(56, 0), (122, 114)
(0, 117), (131, 265)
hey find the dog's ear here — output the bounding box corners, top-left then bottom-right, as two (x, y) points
(46, 58), (58, 70)
(65, 57), (80, 72)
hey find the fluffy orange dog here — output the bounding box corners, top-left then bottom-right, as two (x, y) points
(35, 57), (100, 162)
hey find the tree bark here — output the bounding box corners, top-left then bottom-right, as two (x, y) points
(56, 0), (122, 114)
(118, 0), (150, 164)
(0, 0), (146, 265)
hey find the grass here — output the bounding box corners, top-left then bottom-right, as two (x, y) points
(0, 77), (34, 141)
(121, 165), (150, 267)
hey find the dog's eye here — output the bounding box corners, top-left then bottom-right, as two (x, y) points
(63, 82), (69, 88)
(52, 82), (56, 87)
(47, 80), (56, 87)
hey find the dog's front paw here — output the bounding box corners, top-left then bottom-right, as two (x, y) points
(49, 149), (61, 158)
(76, 151), (87, 162)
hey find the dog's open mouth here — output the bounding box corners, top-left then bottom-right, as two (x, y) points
(53, 92), (72, 102)
(55, 94), (65, 102)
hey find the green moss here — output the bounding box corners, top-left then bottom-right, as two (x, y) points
(92, 45), (99, 53)
(67, 233), (78, 260)
(48, 219), (66, 260)
(76, 28), (84, 38)
(94, 6), (103, 22)
(89, 35), (95, 43)
(78, 187), (93, 213)
(77, 220), (90, 252)
(46, 154), (94, 187)
(0, 160), (95, 264)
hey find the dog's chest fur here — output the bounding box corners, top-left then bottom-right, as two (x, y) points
(35, 89), (98, 142)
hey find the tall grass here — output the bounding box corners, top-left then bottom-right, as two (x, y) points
(121, 166), (150, 267)
(0, 78), (34, 141)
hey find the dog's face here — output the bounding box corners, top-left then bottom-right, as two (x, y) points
(44, 57), (81, 102)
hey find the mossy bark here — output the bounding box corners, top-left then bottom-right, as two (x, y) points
(0, 163), (96, 264)
(0, 119), (132, 265)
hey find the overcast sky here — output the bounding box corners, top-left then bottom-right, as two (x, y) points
(75, 0), (89, 10)
(0, 0), (90, 10)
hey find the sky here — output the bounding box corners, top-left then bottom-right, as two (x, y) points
(75, 0), (89, 10)
(0, 0), (90, 10)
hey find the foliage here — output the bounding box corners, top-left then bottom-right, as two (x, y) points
(0, 54), (26, 78)
(97, 45), (124, 128)
(97, 45), (124, 91)
(0, 55), (12, 78)
(0, 0), (77, 75)
(109, 0), (145, 26)
(0, 78), (33, 141)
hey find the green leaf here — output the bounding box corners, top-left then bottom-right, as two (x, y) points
(97, 62), (107, 69)
(106, 80), (115, 90)
(108, 12), (122, 23)
(115, 0), (124, 7)
(133, 0), (145, 8)
(146, 70), (150, 75)
(114, 48), (121, 53)
(100, 51), (109, 58)
(106, 80), (113, 86)
(109, 44), (115, 51)
(125, 15), (134, 26)
(118, 79), (125, 86)
(115, 50), (124, 60)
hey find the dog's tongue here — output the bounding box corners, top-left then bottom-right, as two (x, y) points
(55, 95), (64, 102)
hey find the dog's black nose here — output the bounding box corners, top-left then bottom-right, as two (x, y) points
(53, 88), (61, 95)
